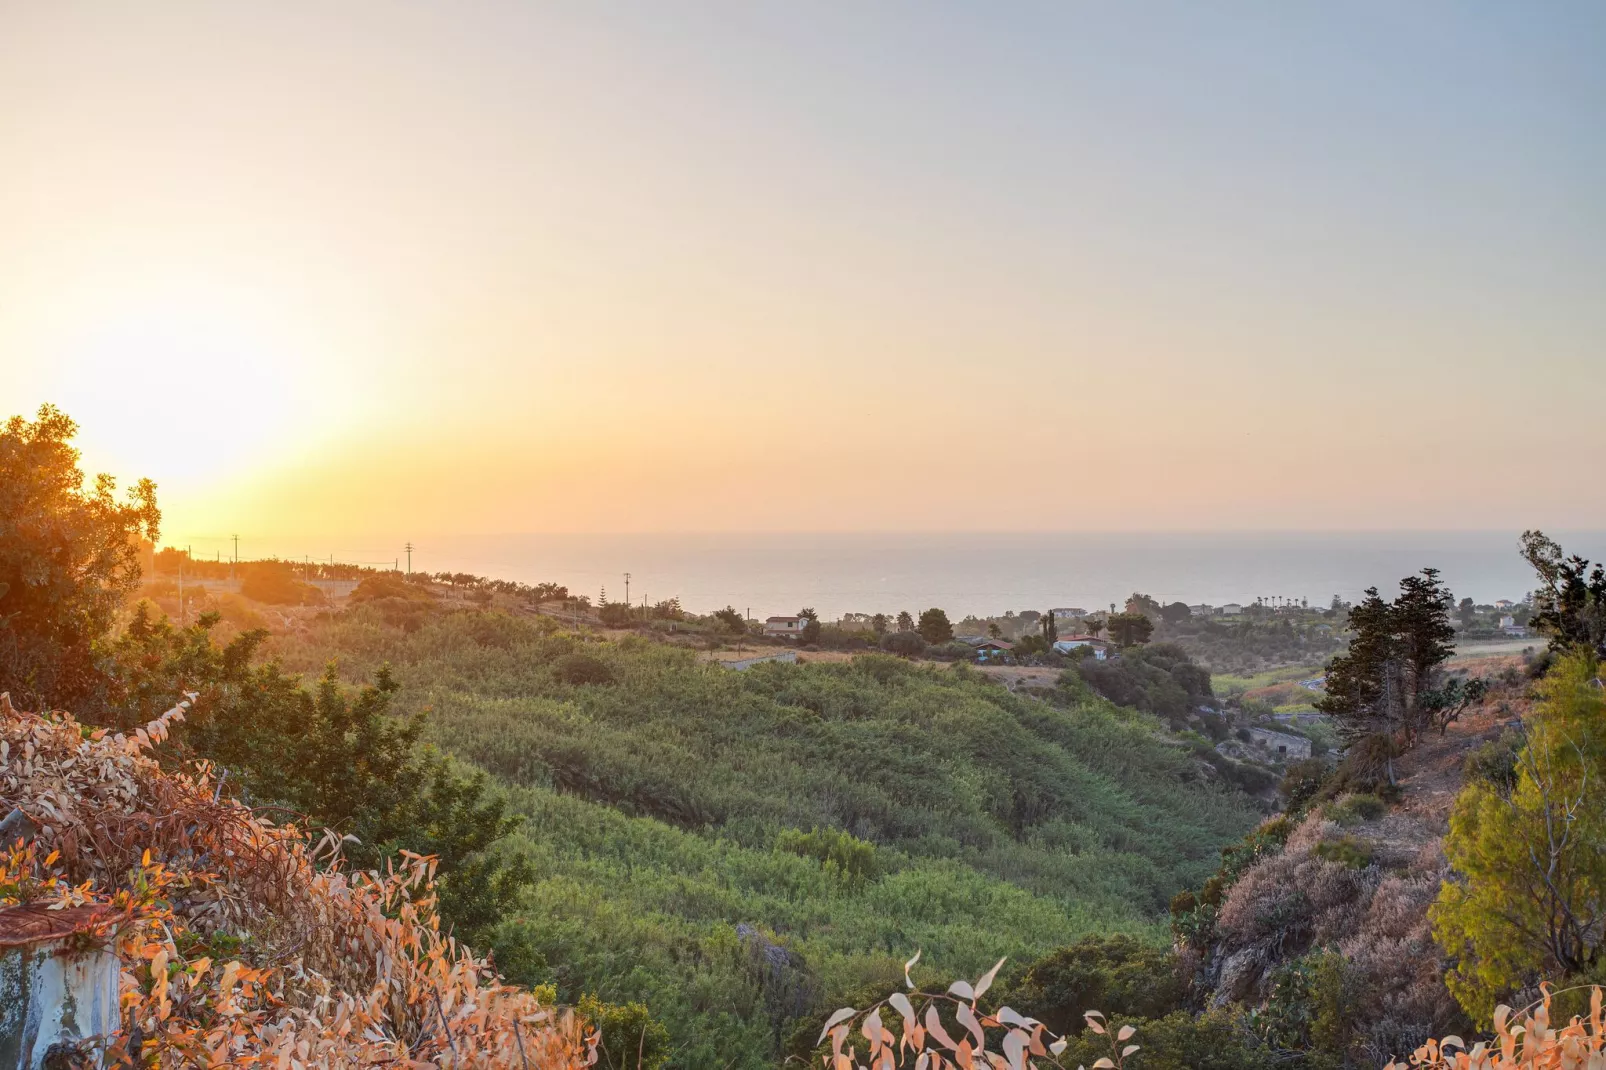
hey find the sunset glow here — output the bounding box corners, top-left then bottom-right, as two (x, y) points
(3, 3), (1602, 550)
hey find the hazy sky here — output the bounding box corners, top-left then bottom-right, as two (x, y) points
(3, 2), (1602, 553)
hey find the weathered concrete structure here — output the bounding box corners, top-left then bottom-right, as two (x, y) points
(0, 904), (121, 1070)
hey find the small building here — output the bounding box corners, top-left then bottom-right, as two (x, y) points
(1245, 726), (1312, 760)
(1219, 603), (1244, 617)
(970, 639), (1014, 662)
(1189, 604), (1215, 618)
(1495, 599), (1516, 610)
(1050, 608), (1087, 621)
(763, 615), (806, 639)
(1053, 635), (1109, 660)
(0, 903), (122, 1068)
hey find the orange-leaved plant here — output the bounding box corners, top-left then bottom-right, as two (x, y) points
(814, 950), (1139, 1070)
(1386, 984), (1606, 1070)
(0, 690), (596, 1068)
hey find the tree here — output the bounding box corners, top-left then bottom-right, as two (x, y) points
(1317, 569), (1460, 757)
(1083, 617), (1104, 640)
(870, 613), (889, 636)
(713, 606), (746, 635)
(0, 405), (161, 710)
(896, 610), (915, 633)
(1106, 612), (1154, 647)
(1161, 601), (1192, 625)
(1432, 651), (1606, 1023)
(1127, 592), (1162, 615)
(917, 607), (953, 645)
(1458, 596), (1476, 627)
(798, 606), (821, 645)
(1522, 530), (1606, 655)
(1041, 611), (1058, 644)
(987, 621), (1002, 639)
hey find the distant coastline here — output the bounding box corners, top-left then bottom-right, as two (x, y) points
(212, 530), (1606, 621)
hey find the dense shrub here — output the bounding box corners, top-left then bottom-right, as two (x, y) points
(1280, 757), (1330, 806)
(241, 562), (325, 605)
(1462, 728), (1522, 793)
(555, 652), (614, 686)
(1011, 934), (1185, 1036)
(350, 572), (437, 603)
(1328, 793), (1387, 826)
(579, 994), (671, 1070)
(879, 630), (927, 658)
(776, 826), (878, 882)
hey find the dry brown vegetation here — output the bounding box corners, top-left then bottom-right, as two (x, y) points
(0, 691), (594, 1068)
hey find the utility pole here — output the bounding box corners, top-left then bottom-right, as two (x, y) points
(624, 572), (631, 608)
(404, 542), (414, 574)
(231, 534), (239, 583)
(178, 553), (185, 627)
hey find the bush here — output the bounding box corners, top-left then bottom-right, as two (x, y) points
(1057, 1009), (1272, 1070)
(1328, 793), (1387, 825)
(1312, 833), (1375, 869)
(598, 601), (633, 627)
(1012, 934), (1186, 1036)
(578, 994), (671, 1070)
(241, 563), (324, 606)
(879, 630), (927, 658)
(350, 573), (437, 604)
(1280, 758), (1329, 806)
(1463, 729), (1522, 793)
(775, 826), (877, 882)
(555, 652), (614, 686)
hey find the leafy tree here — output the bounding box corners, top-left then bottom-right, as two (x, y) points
(1041, 611), (1058, 644)
(1521, 529), (1606, 655)
(0, 405), (160, 709)
(1082, 617), (1104, 640)
(916, 607), (953, 645)
(1106, 612), (1154, 647)
(1317, 569), (1460, 759)
(1458, 596), (1476, 627)
(987, 621), (1002, 639)
(798, 607), (822, 645)
(1127, 592), (1163, 615)
(1161, 601), (1192, 625)
(869, 613), (889, 636)
(896, 610), (915, 633)
(81, 602), (531, 945)
(1432, 651), (1606, 1023)
(713, 606), (747, 635)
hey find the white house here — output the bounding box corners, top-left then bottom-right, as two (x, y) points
(1245, 726), (1312, 760)
(1189, 604), (1215, 618)
(763, 615), (805, 639)
(1220, 603), (1244, 617)
(1053, 636), (1108, 660)
(1051, 608), (1088, 621)
(1495, 599), (1516, 610)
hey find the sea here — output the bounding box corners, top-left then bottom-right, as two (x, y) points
(385, 530), (1606, 621)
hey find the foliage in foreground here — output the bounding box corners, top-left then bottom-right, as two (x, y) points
(1433, 651), (1606, 1022)
(0, 691), (593, 1067)
(1386, 986), (1606, 1070)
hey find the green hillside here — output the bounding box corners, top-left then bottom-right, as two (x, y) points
(271, 608), (1259, 1064)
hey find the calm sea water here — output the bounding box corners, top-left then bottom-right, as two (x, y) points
(399, 531), (1606, 621)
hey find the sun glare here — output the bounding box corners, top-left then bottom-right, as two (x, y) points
(28, 289), (325, 491)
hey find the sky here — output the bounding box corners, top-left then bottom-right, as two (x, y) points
(2, 2), (1603, 556)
